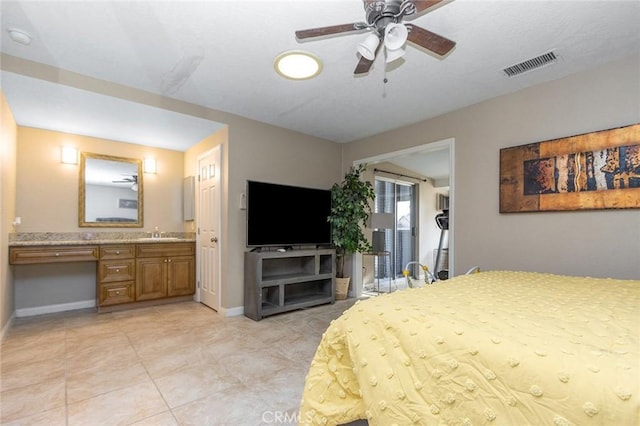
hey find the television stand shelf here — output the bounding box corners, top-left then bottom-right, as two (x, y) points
(244, 248), (335, 321)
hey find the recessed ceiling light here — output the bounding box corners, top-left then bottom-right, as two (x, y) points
(274, 51), (322, 80)
(8, 28), (32, 45)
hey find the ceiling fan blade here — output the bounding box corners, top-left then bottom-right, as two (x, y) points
(354, 43), (382, 75)
(406, 24), (456, 56)
(412, 0), (444, 14)
(296, 23), (365, 39)
(354, 56), (374, 75)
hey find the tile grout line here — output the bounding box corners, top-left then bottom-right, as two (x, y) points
(123, 321), (180, 425)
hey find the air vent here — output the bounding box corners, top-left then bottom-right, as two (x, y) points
(503, 51), (558, 77)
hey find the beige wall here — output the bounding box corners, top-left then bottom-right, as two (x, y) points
(10, 108), (341, 314)
(225, 121), (341, 311)
(6, 53), (637, 319)
(2, 55), (341, 308)
(186, 122), (342, 311)
(1, 91), (18, 334)
(343, 54), (640, 280)
(2, 56), (343, 313)
(16, 127), (185, 233)
(12, 128), (187, 312)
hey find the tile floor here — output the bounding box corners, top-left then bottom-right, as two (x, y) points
(0, 299), (359, 425)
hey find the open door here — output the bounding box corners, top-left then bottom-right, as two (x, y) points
(197, 146), (221, 311)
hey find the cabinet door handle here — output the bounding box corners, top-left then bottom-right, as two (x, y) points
(115, 251), (120, 255)
(211, 237), (218, 243)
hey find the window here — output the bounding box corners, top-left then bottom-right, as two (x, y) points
(374, 179), (417, 281)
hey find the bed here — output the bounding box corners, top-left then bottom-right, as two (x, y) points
(299, 271), (639, 425)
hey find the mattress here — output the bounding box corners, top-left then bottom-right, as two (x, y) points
(299, 271), (639, 425)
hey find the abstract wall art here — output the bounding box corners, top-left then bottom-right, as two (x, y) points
(500, 123), (640, 212)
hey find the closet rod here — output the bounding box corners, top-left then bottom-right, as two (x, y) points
(373, 168), (427, 182)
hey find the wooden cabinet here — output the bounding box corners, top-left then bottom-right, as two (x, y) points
(136, 243), (195, 301)
(99, 282), (135, 306)
(98, 245), (135, 306)
(135, 257), (168, 301)
(168, 256), (196, 296)
(10, 241), (195, 311)
(99, 245), (136, 260)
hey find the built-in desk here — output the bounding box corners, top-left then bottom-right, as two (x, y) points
(9, 237), (196, 312)
(10, 245), (100, 264)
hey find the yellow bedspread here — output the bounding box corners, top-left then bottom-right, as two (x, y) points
(299, 271), (639, 425)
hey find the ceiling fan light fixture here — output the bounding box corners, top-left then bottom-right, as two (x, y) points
(274, 50), (322, 80)
(357, 33), (380, 60)
(384, 23), (408, 50)
(385, 46), (406, 63)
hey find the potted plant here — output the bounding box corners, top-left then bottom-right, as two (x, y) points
(328, 164), (376, 299)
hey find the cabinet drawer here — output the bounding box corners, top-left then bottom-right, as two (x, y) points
(99, 282), (135, 306)
(99, 245), (135, 260)
(9, 245), (99, 264)
(136, 243), (195, 258)
(99, 259), (135, 282)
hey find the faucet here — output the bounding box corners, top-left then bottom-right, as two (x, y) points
(152, 226), (161, 238)
(402, 261), (436, 287)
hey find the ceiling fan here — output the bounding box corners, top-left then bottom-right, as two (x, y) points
(113, 175), (139, 191)
(295, 0), (456, 75)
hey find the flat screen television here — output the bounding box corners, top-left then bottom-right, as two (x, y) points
(246, 180), (332, 248)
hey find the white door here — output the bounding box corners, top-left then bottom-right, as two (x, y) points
(198, 146), (221, 311)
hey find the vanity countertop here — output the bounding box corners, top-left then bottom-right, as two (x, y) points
(9, 232), (196, 247)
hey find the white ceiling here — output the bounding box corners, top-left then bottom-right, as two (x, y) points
(1, 0), (639, 179)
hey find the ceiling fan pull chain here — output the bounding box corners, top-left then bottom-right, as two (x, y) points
(382, 71), (389, 98)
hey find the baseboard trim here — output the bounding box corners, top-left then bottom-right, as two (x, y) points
(221, 306), (244, 317)
(14, 300), (245, 318)
(1, 312), (15, 341)
(15, 300), (96, 318)
(97, 295), (193, 313)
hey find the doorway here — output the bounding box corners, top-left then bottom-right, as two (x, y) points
(352, 138), (455, 298)
(197, 146), (222, 311)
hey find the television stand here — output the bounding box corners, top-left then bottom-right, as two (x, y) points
(244, 248), (335, 321)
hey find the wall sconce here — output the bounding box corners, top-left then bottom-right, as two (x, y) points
(60, 146), (78, 164)
(144, 158), (157, 174)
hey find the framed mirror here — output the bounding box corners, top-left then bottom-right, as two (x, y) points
(79, 152), (143, 227)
